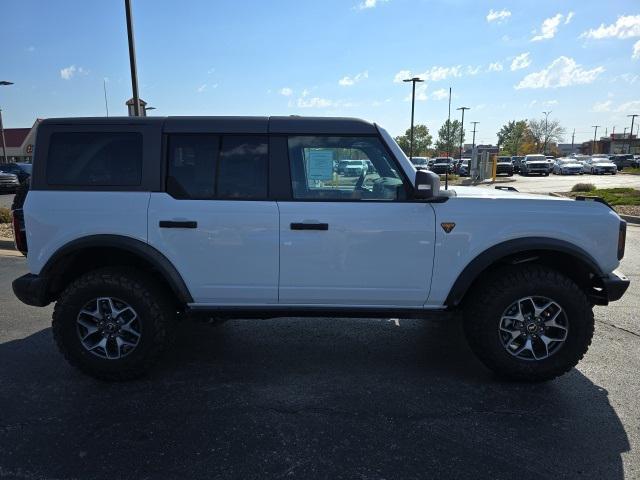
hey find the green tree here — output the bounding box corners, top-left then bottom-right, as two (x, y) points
(435, 119), (464, 155)
(497, 120), (529, 155)
(528, 118), (566, 153)
(394, 124), (433, 156)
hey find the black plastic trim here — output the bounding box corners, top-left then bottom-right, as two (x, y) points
(187, 305), (444, 319)
(600, 269), (630, 302)
(445, 237), (605, 307)
(159, 220), (197, 229)
(41, 235), (193, 304)
(12, 273), (50, 307)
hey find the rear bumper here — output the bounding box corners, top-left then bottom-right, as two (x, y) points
(12, 273), (51, 307)
(601, 270), (630, 302)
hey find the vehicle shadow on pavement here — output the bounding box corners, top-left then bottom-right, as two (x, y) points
(0, 318), (629, 480)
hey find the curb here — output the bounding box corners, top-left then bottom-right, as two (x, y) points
(0, 237), (14, 250)
(621, 214), (640, 225)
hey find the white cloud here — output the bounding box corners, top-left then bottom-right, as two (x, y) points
(565, 12), (575, 25)
(296, 96), (333, 108)
(431, 88), (449, 100)
(60, 65), (86, 80)
(616, 100), (640, 113)
(301, 88), (310, 97)
(26, 45), (35, 52)
(592, 100), (612, 112)
(338, 70), (368, 86)
(196, 84), (207, 93)
(466, 65), (481, 75)
(515, 56), (605, 89)
(393, 70), (412, 83)
(633, 39), (640, 60)
(531, 13), (567, 41)
(580, 15), (640, 39)
(356, 0), (387, 10)
(510, 52), (531, 71)
(279, 87), (293, 96)
(543, 100), (558, 106)
(487, 62), (503, 72)
(486, 9), (511, 23)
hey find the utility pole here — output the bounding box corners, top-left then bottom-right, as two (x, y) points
(471, 121), (479, 150)
(402, 77), (424, 160)
(542, 111), (551, 155)
(628, 114), (638, 155)
(125, 0), (141, 116)
(103, 78), (109, 117)
(592, 125), (600, 155)
(571, 128), (575, 153)
(0, 80), (14, 164)
(456, 106), (470, 161)
(446, 87), (452, 158)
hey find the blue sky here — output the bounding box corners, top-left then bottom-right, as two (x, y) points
(1, 0), (639, 144)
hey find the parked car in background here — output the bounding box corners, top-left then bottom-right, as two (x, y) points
(410, 157), (430, 170)
(545, 156), (556, 173)
(511, 156), (524, 173)
(0, 171), (20, 193)
(337, 159), (368, 176)
(458, 159), (470, 177)
(0, 162), (32, 184)
(430, 157), (455, 174)
(520, 154), (549, 176)
(496, 157), (514, 176)
(583, 157), (617, 175)
(610, 154), (636, 170)
(553, 158), (584, 175)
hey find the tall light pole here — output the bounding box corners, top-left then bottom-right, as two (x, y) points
(103, 78), (109, 117)
(592, 125), (600, 155)
(542, 111), (551, 155)
(456, 106), (470, 161)
(403, 77), (424, 160)
(0, 80), (14, 164)
(571, 128), (575, 153)
(470, 121), (479, 150)
(125, 0), (141, 116)
(628, 114), (638, 155)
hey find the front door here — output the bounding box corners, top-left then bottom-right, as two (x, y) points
(278, 135), (436, 307)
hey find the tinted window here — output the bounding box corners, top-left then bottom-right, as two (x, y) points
(217, 136), (268, 199)
(167, 134), (218, 199)
(47, 132), (142, 186)
(288, 136), (405, 201)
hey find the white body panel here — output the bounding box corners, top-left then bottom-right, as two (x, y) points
(147, 193), (279, 304)
(278, 202), (436, 306)
(24, 191), (150, 274)
(426, 188), (622, 306)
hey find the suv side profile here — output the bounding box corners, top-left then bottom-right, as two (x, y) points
(12, 116), (629, 382)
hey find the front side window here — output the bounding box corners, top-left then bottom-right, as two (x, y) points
(47, 132), (142, 186)
(288, 136), (406, 201)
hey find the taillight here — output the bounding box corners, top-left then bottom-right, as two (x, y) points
(618, 221), (626, 260)
(11, 209), (28, 256)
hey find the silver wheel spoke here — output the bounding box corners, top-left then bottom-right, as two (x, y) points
(76, 296), (141, 361)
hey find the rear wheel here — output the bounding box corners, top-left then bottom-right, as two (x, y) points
(463, 265), (594, 382)
(52, 267), (176, 381)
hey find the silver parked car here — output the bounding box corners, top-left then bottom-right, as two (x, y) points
(583, 157), (617, 175)
(553, 158), (584, 175)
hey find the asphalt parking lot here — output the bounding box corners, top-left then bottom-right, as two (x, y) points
(487, 171), (640, 194)
(0, 224), (638, 479)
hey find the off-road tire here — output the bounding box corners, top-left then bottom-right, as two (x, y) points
(52, 267), (175, 381)
(463, 264), (594, 382)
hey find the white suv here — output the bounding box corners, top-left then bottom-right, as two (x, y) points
(11, 116), (629, 381)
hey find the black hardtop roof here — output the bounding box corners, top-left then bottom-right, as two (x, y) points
(39, 116), (378, 135)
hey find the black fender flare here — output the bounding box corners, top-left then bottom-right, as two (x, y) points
(41, 234), (193, 304)
(444, 237), (604, 307)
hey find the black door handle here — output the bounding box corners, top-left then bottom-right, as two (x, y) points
(159, 220), (198, 229)
(290, 222), (328, 231)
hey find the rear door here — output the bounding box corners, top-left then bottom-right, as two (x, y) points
(278, 135), (436, 307)
(147, 130), (279, 305)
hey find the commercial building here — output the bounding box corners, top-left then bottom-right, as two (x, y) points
(579, 133), (638, 155)
(0, 119), (40, 163)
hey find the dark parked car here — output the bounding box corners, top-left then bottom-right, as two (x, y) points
(430, 157), (454, 174)
(410, 157), (430, 170)
(0, 162), (31, 184)
(496, 156), (514, 176)
(511, 156), (524, 173)
(0, 171), (20, 192)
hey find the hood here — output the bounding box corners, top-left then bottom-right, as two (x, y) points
(593, 162), (616, 167)
(560, 162), (582, 168)
(449, 185), (570, 201)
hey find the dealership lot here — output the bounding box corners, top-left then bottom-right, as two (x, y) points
(0, 224), (638, 479)
(485, 172), (640, 194)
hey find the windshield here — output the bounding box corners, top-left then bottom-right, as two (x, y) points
(435, 158), (451, 164)
(411, 158), (428, 165)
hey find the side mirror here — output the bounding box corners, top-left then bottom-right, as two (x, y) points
(413, 169), (440, 199)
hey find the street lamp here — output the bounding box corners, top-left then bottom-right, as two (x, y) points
(145, 106), (156, 115)
(0, 80), (14, 164)
(125, 0), (141, 116)
(628, 114), (638, 155)
(542, 111), (551, 155)
(456, 106), (470, 161)
(592, 125), (600, 155)
(403, 77), (424, 160)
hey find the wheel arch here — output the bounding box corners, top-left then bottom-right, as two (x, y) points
(41, 234), (193, 306)
(445, 237), (605, 308)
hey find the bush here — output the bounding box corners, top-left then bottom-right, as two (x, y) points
(571, 183), (596, 193)
(0, 208), (11, 223)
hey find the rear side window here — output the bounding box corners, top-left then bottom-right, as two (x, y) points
(47, 132), (142, 186)
(167, 134), (268, 200)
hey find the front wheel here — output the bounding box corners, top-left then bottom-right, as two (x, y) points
(463, 265), (594, 382)
(52, 267), (176, 381)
